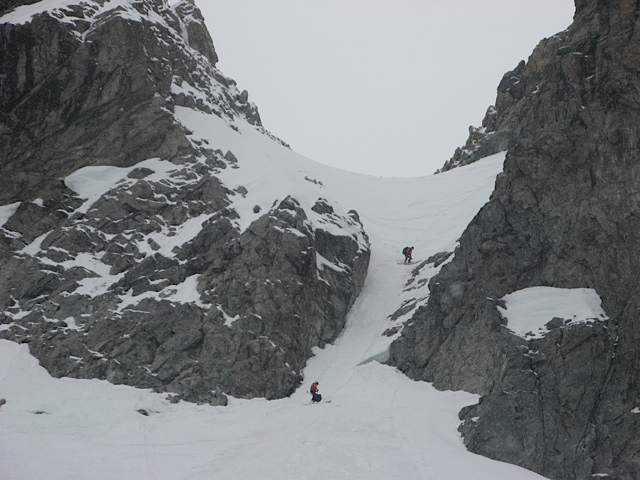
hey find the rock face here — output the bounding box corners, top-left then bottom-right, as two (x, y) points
(0, 0), (369, 405)
(0, 0), (259, 204)
(390, 1), (640, 478)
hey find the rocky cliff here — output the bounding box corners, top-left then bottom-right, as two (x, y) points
(390, 0), (640, 478)
(0, 0), (369, 405)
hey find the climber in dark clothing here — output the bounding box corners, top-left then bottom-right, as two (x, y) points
(310, 381), (322, 402)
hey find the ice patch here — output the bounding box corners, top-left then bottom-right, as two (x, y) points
(62, 317), (83, 332)
(74, 271), (125, 298)
(316, 252), (347, 273)
(219, 305), (240, 326)
(140, 214), (212, 258)
(273, 225), (307, 238)
(19, 232), (49, 255)
(115, 274), (209, 313)
(498, 287), (608, 340)
(64, 158), (180, 213)
(158, 274), (208, 307)
(0, 202), (20, 227)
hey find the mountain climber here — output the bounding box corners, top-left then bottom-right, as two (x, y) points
(402, 246), (414, 264)
(310, 381), (322, 402)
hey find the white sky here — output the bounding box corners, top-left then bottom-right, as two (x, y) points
(200, 1), (575, 177)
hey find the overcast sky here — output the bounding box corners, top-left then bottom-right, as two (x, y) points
(200, 1), (575, 177)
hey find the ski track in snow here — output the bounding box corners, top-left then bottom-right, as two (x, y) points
(0, 71), (552, 478)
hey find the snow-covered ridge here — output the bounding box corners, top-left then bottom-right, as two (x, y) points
(1, 0), (262, 131)
(2, 0), (165, 27)
(1, 0), (87, 24)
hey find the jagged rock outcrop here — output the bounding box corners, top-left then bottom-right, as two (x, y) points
(0, 0), (370, 405)
(0, 0), (260, 204)
(391, 1), (640, 478)
(1, 176), (369, 403)
(438, 10), (581, 172)
(437, 107), (513, 173)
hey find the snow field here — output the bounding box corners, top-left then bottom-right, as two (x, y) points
(0, 138), (549, 479)
(0, 340), (547, 480)
(0, 72), (556, 479)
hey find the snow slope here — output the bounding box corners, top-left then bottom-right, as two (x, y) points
(0, 63), (553, 479)
(0, 142), (549, 480)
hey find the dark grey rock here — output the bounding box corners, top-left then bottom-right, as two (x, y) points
(0, 0), (261, 205)
(311, 198), (334, 215)
(391, 1), (640, 478)
(172, 0), (218, 66)
(0, 0), (371, 407)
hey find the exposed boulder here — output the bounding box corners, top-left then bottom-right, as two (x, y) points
(391, 0), (640, 478)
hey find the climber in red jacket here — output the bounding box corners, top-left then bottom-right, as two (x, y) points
(402, 246), (414, 264)
(310, 381), (322, 402)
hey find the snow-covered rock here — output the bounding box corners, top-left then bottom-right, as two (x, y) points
(0, 0), (369, 404)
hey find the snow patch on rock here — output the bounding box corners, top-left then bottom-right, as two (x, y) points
(498, 287), (609, 340)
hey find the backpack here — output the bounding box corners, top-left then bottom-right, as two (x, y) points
(402, 247), (409, 255)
